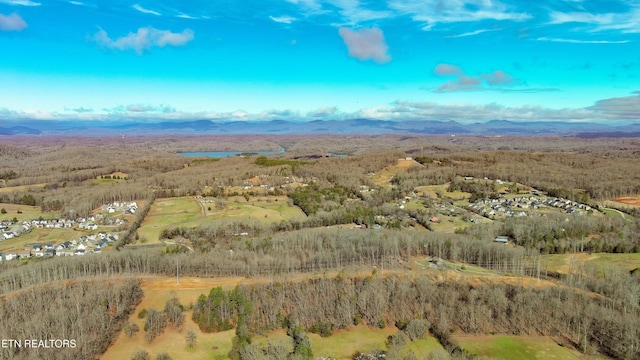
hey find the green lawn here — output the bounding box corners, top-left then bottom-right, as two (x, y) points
(136, 197), (202, 244)
(456, 335), (584, 360)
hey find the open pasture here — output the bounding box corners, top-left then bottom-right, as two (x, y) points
(455, 335), (585, 360)
(542, 253), (640, 274)
(207, 195), (306, 223)
(136, 197), (203, 244)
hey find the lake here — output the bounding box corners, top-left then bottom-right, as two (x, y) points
(179, 148), (285, 158)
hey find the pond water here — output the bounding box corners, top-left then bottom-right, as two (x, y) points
(179, 148), (285, 158)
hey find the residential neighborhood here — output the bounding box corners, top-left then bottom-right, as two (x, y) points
(0, 202), (134, 262)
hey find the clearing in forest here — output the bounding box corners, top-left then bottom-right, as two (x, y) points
(613, 197), (640, 206)
(0, 183), (47, 193)
(371, 158), (422, 185)
(136, 197), (202, 244)
(137, 196), (306, 244)
(542, 252), (640, 274)
(455, 335), (585, 360)
(205, 195), (306, 223)
(415, 184), (471, 201)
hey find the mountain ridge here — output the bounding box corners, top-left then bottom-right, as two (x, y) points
(0, 119), (637, 137)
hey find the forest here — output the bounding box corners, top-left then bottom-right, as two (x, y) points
(0, 135), (639, 360)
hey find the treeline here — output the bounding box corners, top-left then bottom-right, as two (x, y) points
(447, 177), (499, 202)
(395, 150), (640, 201)
(497, 214), (640, 254)
(0, 228), (539, 294)
(187, 275), (640, 359)
(117, 193), (156, 248)
(0, 278), (142, 360)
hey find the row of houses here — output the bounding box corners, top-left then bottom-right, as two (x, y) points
(543, 197), (592, 214)
(468, 197), (535, 218)
(101, 201), (138, 215)
(0, 232), (118, 262)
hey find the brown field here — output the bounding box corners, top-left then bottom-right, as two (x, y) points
(372, 158), (422, 185)
(613, 197), (640, 206)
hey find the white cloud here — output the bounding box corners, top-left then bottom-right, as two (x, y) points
(92, 27), (194, 55)
(0, 12), (27, 31)
(132, 4), (161, 16)
(309, 106), (338, 117)
(588, 91), (640, 118)
(0, 0), (39, 6)
(549, 8), (640, 33)
(328, 0), (393, 25)
(4, 92), (640, 123)
(536, 37), (629, 44)
(285, 0), (323, 13)
(338, 27), (391, 64)
(269, 15), (297, 24)
(388, 0), (530, 30)
(446, 28), (500, 38)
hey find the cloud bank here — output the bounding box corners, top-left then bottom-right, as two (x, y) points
(4, 91), (640, 123)
(338, 27), (391, 64)
(92, 27), (194, 55)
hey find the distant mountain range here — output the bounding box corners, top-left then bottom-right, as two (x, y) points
(1, 119), (639, 137)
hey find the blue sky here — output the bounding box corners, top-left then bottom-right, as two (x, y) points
(0, 0), (639, 123)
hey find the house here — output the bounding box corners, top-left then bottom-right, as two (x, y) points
(495, 236), (509, 244)
(5, 252), (18, 261)
(44, 242), (55, 250)
(0, 253), (4, 261)
(20, 248), (32, 258)
(44, 248), (55, 257)
(429, 216), (440, 223)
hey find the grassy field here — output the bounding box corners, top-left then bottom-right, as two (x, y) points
(101, 275), (444, 360)
(0, 203), (57, 222)
(0, 183), (47, 193)
(101, 276), (248, 360)
(582, 253), (640, 272)
(415, 184), (471, 201)
(136, 197), (203, 244)
(137, 196), (306, 244)
(455, 335), (585, 360)
(541, 253), (640, 275)
(208, 196), (306, 223)
(371, 159), (422, 185)
(0, 228), (81, 252)
(252, 325), (443, 359)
